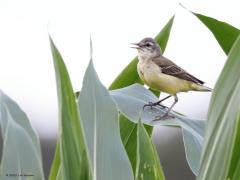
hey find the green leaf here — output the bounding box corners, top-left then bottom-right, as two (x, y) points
(78, 59), (134, 180)
(48, 140), (61, 180)
(49, 37), (92, 180)
(0, 90), (44, 179)
(197, 35), (240, 179)
(229, 113), (240, 180)
(192, 12), (240, 54)
(111, 83), (204, 175)
(50, 92), (81, 180)
(109, 16), (175, 173)
(109, 59), (142, 90)
(120, 114), (153, 174)
(182, 128), (202, 175)
(135, 120), (165, 180)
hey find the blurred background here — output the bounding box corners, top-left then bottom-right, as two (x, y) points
(0, 0), (239, 179)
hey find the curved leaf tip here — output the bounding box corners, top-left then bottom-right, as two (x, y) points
(79, 56), (134, 180)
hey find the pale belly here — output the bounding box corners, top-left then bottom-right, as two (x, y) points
(137, 60), (191, 95)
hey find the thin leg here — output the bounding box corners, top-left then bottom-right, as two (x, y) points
(143, 95), (171, 110)
(153, 95), (178, 121)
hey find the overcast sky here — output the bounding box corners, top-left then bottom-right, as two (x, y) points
(0, 0), (239, 138)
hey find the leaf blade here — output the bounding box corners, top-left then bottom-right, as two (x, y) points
(111, 83), (205, 175)
(197, 35), (240, 179)
(78, 60), (134, 180)
(48, 140), (61, 180)
(0, 90), (45, 180)
(192, 12), (240, 54)
(49, 37), (92, 180)
(135, 120), (165, 180)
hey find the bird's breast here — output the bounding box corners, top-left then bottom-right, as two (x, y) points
(137, 59), (162, 83)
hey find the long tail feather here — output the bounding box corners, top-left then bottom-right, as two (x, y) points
(191, 83), (212, 92)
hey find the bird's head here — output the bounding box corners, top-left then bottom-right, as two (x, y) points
(131, 37), (162, 60)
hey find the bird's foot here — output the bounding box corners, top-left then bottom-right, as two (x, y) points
(152, 113), (175, 121)
(143, 102), (155, 110)
(143, 101), (167, 110)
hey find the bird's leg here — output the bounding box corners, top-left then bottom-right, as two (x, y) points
(153, 95), (178, 121)
(143, 95), (171, 110)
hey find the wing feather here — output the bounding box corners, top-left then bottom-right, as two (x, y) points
(152, 56), (204, 84)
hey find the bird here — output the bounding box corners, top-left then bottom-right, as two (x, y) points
(131, 37), (212, 120)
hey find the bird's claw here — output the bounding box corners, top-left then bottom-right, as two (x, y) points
(143, 102), (167, 110)
(143, 102), (154, 110)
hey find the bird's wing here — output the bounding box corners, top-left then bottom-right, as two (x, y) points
(152, 56), (204, 84)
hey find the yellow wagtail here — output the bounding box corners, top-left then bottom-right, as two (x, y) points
(132, 37), (212, 120)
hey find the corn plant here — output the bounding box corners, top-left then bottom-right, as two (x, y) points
(1, 9), (240, 180)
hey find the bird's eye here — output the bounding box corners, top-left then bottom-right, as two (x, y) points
(145, 43), (151, 47)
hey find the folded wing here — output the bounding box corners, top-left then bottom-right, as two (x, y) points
(152, 56), (204, 84)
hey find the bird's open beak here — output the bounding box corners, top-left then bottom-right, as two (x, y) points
(131, 43), (141, 49)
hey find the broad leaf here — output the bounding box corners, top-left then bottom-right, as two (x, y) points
(0, 90), (44, 179)
(109, 16), (175, 173)
(197, 35), (240, 179)
(135, 120), (165, 180)
(78, 59), (134, 180)
(49, 37), (92, 180)
(192, 12), (240, 54)
(111, 83), (205, 175)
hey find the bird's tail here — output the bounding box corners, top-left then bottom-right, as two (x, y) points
(190, 83), (212, 92)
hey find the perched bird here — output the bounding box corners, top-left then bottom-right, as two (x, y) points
(132, 37), (212, 120)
